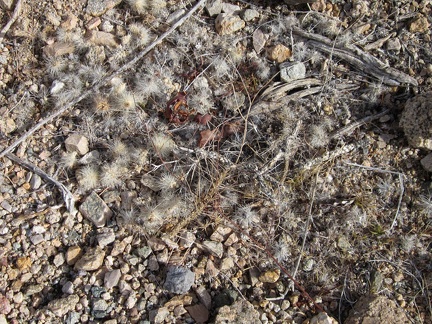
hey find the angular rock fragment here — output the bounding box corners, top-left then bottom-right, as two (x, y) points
(47, 294), (79, 317)
(79, 191), (112, 227)
(345, 294), (410, 324)
(215, 299), (260, 323)
(65, 134), (89, 155)
(104, 269), (121, 289)
(164, 266), (195, 294)
(280, 61), (306, 82)
(74, 247), (105, 271)
(206, 0), (222, 17)
(215, 13), (245, 35)
(267, 44), (292, 63)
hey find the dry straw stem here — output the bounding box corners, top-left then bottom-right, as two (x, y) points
(343, 162), (405, 231)
(0, 0), (23, 44)
(291, 26), (418, 87)
(0, 0), (207, 160)
(5, 152), (76, 215)
(169, 167), (231, 238)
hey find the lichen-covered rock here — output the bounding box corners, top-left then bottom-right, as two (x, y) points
(215, 299), (261, 324)
(215, 13), (245, 35)
(47, 294), (79, 317)
(400, 92), (432, 150)
(163, 266), (195, 294)
(345, 294), (410, 324)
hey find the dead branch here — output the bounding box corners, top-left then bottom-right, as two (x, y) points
(0, 0), (23, 44)
(5, 152), (77, 215)
(0, 0), (207, 159)
(292, 26), (418, 87)
(251, 79), (323, 117)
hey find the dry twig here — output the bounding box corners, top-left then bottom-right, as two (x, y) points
(292, 26), (418, 87)
(5, 152), (77, 215)
(0, 0), (23, 44)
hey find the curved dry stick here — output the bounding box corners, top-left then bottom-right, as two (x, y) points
(5, 152), (77, 215)
(0, 0), (23, 44)
(0, 0), (207, 159)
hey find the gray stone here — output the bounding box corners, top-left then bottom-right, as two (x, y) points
(202, 240), (224, 258)
(78, 150), (100, 165)
(205, 0), (222, 17)
(30, 174), (42, 190)
(86, 0), (122, 16)
(91, 286), (105, 298)
(150, 307), (170, 323)
(280, 61), (306, 82)
(0, 200), (12, 213)
(345, 294), (410, 324)
(74, 247), (105, 271)
(97, 228), (116, 247)
(104, 269), (121, 289)
(421, 153), (432, 172)
(215, 299), (261, 323)
(62, 281), (74, 294)
(222, 3), (241, 14)
(302, 258), (315, 272)
(65, 134), (89, 155)
(134, 246), (152, 259)
(242, 9), (259, 21)
(215, 13), (245, 36)
(53, 253), (65, 267)
(65, 311), (80, 324)
(92, 298), (109, 311)
(125, 295), (137, 309)
(30, 234), (44, 245)
(195, 286), (212, 309)
(164, 266), (195, 294)
(400, 92), (432, 150)
(25, 284), (44, 296)
(47, 294), (79, 317)
(79, 191), (112, 227)
(179, 231), (196, 249)
(386, 38), (401, 52)
(210, 226), (232, 242)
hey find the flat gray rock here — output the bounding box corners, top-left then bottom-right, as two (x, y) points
(164, 266), (195, 294)
(79, 191), (112, 228)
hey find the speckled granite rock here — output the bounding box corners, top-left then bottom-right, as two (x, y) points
(344, 294), (410, 324)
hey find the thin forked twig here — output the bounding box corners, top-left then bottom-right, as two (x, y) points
(0, 0), (207, 159)
(0, 0), (23, 44)
(5, 152), (77, 215)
